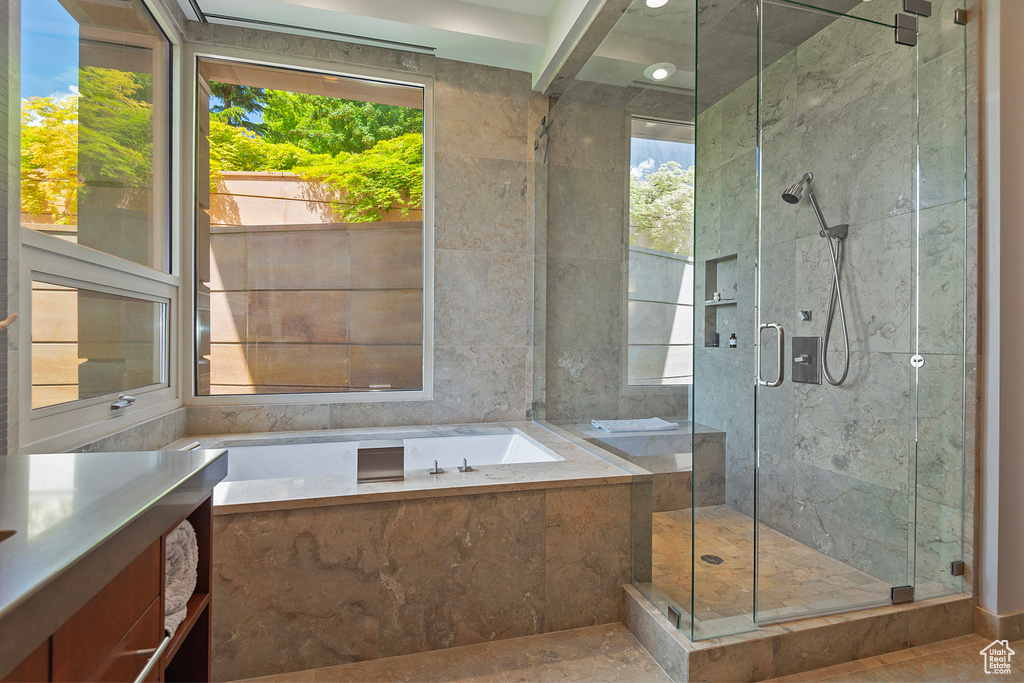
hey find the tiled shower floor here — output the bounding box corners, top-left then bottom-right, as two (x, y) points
(651, 504), (895, 624)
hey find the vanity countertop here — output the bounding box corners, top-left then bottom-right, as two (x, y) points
(0, 449), (227, 678)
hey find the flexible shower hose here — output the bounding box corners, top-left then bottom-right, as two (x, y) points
(822, 236), (850, 386)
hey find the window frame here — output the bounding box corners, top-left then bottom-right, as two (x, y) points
(622, 116), (696, 393)
(183, 45), (435, 406)
(18, 0), (183, 454)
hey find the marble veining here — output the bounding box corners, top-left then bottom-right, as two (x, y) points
(211, 473), (637, 679)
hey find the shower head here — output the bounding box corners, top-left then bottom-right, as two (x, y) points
(782, 172), (813, 204)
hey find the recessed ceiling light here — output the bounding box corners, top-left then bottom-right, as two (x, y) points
(646, 0), (669, 7)
(643, 62), (676, 81)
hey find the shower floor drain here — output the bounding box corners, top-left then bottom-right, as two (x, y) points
(701, 554), (724, 565)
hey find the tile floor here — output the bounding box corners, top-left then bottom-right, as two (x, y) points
(241, 623), (672, 682)
(240, 625), (1024, 682)
(652, 505), (895, 624)
(771, 633), (1024, 682)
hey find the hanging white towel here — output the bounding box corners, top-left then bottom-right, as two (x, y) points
(164, 519), (198, 636)
(591, 417), (679, 433)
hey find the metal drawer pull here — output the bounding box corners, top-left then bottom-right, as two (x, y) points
(757, 323), (785, 387)
(133, 635), (171, 683)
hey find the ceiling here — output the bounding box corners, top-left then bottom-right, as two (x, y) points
(175, 0), (605, 89)
(573, 0), (864, 115)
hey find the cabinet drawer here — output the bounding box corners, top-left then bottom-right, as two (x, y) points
(52, 540), (161, 682)
(2, 640), (49, 683)
(88, 599), (161, 683)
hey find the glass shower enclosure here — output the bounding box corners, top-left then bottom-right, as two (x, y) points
(533, 0), (969, 642)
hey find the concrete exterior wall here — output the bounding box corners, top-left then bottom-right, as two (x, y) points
(204, 172), (424, 395)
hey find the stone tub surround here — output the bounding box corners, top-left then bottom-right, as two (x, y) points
(207, 426), (643, 680)
(623, 583), (977, 682)
(571, 421), (727, 511)
(165, 421), (649, 515)
(176, 422), (650, 680)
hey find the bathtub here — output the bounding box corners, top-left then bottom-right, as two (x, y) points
(218, 431), (564, 483)
(196, 422), (638, 681)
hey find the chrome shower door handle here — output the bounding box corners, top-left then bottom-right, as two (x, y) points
(757, 323), (785, 387)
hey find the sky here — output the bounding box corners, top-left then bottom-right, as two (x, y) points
(630, 137), (695, 179)
(22, 0), (80, 100)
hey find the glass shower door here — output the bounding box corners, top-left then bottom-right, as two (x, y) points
(755, 0), (918, 623)
(912, 0), (969, 601)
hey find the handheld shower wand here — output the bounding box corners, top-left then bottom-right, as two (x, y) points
(781, 173), (850, 386)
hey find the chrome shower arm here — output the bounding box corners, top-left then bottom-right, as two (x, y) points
(807, 191), (830, 237)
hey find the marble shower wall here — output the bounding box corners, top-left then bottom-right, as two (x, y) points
(180, 22), (549, 435)
(539, 96), (690, 425)
(693, 0), (975, 590)
(211, 482), (634, 681)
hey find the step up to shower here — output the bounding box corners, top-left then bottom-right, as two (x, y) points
(621, 584), (976, 682)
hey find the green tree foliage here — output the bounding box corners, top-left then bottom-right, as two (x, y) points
(260, 90), (423, 155)
(21, 95), (79, 223)
(78, 67), (153, 186)
(629, 161), (695, 255)
(205, 81), (424, 223)
(208, 119), (423, 223)
(209, 81), (266, 130)
(208, 119), (318, 179)
(294, 133), (423, 222)
(21, 67), (154, 224)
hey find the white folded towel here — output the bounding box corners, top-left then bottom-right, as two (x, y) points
(591, 417), (679, 433)
(164, 519), (199, 636)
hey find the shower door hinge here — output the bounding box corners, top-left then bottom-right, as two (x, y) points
(895, 14), (918, 46)
(527, 401), (537, 420)
(904, 0), (932, 17)
(951, 560), (966, 576)
(667, 604), (683, 629)
(891, 585), (915, 604)
(954, 8), (968, 24)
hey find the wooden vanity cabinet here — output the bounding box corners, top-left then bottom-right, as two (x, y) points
(3, 496), (214, 683)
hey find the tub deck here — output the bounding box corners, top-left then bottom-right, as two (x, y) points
(164, 422), (646, 515)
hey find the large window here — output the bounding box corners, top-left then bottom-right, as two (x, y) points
(194, 58), (429, 398)
(627, 118), (695, 386)
(21, 0), (174, 447)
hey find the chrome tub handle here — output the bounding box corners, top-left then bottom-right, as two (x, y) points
(757, 323), (785, 388)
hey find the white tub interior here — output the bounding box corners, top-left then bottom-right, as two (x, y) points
(218, 432), (563, 483)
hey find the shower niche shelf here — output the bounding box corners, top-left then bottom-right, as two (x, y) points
(703, 253), (739, 347)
